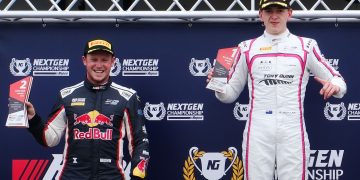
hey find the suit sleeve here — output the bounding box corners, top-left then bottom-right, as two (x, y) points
(123, 93), (149, 179)
(28, 93), (67, 147)
(307, 39), (347, 98)
(216, 45), (249, 103)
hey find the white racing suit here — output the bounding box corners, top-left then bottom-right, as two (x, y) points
(216, 29), (346, 180)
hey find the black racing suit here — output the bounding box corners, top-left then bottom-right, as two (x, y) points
(28, 78), (149, 179)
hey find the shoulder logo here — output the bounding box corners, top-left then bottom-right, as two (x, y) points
(121, 91), (133, 99)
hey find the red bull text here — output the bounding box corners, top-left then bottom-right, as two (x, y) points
(74, 128), (113, 140)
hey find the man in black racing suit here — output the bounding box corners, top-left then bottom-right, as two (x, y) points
(26, 38), (149, 179)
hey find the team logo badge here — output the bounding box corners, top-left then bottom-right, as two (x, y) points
(110, 58), (121, 76)
(143, 102), (166, 120)
(189, 58), (212, 76)
(9, 58), (32, 76)
(324, 102), (346, 120)
(233, 103), (249, 121)
(183, 147), (243, 180)
(132, 159), (149, 178)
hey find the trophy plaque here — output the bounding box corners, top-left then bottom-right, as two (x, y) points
(6, 76), (33, 128)
(206, 47), (240, 93)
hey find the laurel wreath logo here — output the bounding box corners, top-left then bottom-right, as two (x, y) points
(233, 103), (249, 121)
(110, 58), (121, 76)
(189, 58), (211, 76)
(143, 102), (166, 120)
(183, 149), (243, 180)
(324, 102), (346, 120)
(222, 150), (243, 180)
(9, 58), (32, 76)
(183, 150), (205, 180)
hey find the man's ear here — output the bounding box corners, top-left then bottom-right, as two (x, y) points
(259, 10), (264, 22)
(82, 56), (87, 66)
(287, 8), (293, 19)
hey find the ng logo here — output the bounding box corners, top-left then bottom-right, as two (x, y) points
(183, 147), (243, 180)
(189, 58), (212, 76)
(207, 160), (221, 170)
(233, 103), (249, 121)
(143, 102), (166, 121)
(9, 58), (32, 76)
(324, 102), (346, 121)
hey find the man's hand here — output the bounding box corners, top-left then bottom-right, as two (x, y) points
(206, 68), (214, 83)
(25, 101), (36, 120)
(314, 77), (340, 100)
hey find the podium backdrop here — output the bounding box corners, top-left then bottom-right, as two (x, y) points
(1, 23), (359, 180)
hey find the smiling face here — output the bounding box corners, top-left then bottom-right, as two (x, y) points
(259, 6), (292, 35)
(82, 50), (115, 86)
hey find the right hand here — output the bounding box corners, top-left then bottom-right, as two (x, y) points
(25, 101), (36, 120)
(206, 68), (214, 83)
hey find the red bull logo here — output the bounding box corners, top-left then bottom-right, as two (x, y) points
(74, 128), (113, 140)
(74, 110), (113, 127)
(132, 159), (148, 178)
(137, 159), (147, 172)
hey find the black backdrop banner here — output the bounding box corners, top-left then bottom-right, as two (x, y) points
(1, 23), (359, 180)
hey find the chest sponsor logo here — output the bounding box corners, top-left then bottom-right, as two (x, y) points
(189, 58), (212, 76)
(73, 110), (114, 140)
(71, 98), (86, 106)
(259, 74), (294, 86)
(74, 110), (113, 127)
(260, 46), (272, 51)
(183, 147), (243, 180)
(257, 60), (272, 71)
(105, 99), (119, 105)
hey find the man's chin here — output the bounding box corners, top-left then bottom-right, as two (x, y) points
(89, 77), (107, 85)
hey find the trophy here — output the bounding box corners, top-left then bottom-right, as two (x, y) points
(6, 76), (33, 128)
(206, 47), (240, 93)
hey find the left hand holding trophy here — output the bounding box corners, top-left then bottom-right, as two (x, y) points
(6, 76), (33, 128)
(206, 47), (240, 93)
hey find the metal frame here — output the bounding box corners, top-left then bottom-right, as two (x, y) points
(1, 0), (360, 23)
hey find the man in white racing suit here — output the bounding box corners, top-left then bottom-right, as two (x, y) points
(207, 0), (347, 179)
